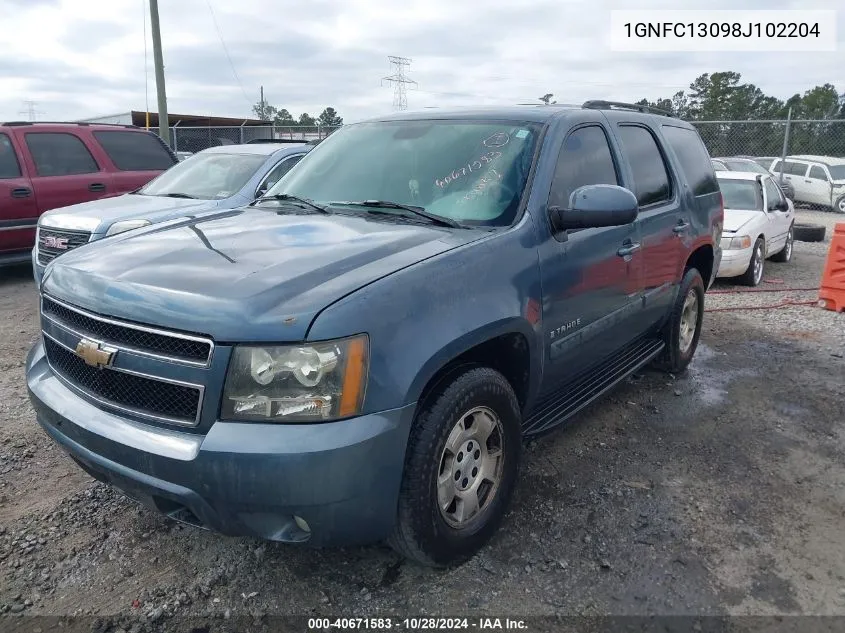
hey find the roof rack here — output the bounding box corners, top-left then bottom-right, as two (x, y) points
(582, 100), (676, 118)
(1, 121), (140, 129)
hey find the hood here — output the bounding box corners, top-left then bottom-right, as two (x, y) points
(39, 194), (219, 234)
(42, 208), (485, 341)
(722, 208), (763, 233)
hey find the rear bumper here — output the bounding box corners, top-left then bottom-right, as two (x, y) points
(26, 340), (416, 546)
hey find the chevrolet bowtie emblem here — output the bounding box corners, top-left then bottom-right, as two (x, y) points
(75, 338), (116, 369)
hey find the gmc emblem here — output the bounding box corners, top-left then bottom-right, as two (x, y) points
(42, 236), (69, 250)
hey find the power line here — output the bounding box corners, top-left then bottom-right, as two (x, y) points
(381, 56), (417, 111)
(204, 0), (251, 106)
(19, 100), (43, 121)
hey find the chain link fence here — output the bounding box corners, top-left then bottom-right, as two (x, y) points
(691, 120), (845, 159)
(147, 125), (342, 154)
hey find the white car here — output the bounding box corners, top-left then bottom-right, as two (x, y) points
(765, 155), (845, 213)
(716, 171), (795, 286)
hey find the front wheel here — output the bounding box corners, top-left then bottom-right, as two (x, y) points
(738, 238), (765, 287)
(388, 367), (522, 567)
(835, 195), (845, 215)
(653, 267), (705, 375)
(770, 225), (793, 263)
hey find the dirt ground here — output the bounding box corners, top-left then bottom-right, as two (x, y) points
(1, 212), (844, 630)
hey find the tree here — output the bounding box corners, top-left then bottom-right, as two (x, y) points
(317, 107), (343, 127)
(252, 100), (277, 122)
(539, 93), (556, 105)
(298, 112), (316, 127)
(273, 108), (295, 126)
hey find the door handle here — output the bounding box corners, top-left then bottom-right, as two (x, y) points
(617, 242), (641, 257)
(88, 183), (106, 192)
(673, 221), (690, 234)
(804, 180), (812, 184)
(11, 187), (32, 198)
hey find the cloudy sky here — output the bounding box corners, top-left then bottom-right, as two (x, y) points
(0, 0), (841, 124)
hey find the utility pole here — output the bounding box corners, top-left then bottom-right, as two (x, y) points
(149, 0), (170, 147)
(260, 86), (265, 119)
(19, 100), (42, 121)
(381, 56), (417, 111)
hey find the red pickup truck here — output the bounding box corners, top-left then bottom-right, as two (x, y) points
(0, 122), (176, 266)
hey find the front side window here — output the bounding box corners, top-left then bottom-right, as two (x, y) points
(263, 119), (543, 226)
(139, 152), (267, 199)
(548, 125), (619, 208)
(828, 165), (845, 181)
(763, 177), (784, 209)
(0, 133), (21, 179)
(719, 178), (763, 211)
(808, 165), (828, 181)
(258, 154), (304, 195)
(25, 132), (99, 176)
(616, 125), (672, 206)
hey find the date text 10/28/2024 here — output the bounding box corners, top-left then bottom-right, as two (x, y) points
(308, 617), (528, 631)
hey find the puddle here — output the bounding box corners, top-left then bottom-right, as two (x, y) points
(687, 343), (759, 406)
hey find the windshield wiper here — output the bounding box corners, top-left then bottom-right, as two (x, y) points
(334, 200), (463, 228)
(254, 193), (331, 214)
(162, 192), (197, 199)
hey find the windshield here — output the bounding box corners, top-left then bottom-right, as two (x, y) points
(262, 119), (543, 226)
(829, 165), (845, 181)
(724, 159), (769, 174)
(719, 179), (763, 211)
(139, 152), (267, 199)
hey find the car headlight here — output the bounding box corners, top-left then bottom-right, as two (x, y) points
(720, 235), (752, 250)
(221, 334), (369, 422)
(105, 219), (151, 236)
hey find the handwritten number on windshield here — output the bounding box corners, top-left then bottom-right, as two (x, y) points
(435, 151), (502, 189)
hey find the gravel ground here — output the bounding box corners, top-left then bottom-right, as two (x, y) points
(1, 219), (844, 631)
(709, 209), (845, 355)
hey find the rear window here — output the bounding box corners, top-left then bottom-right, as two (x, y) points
(661, 125), (719, 196)
(0, 133), (21, 179)
(93, 130), (176, 171)
(25, 132), (99, 176)
(719, 178), (763, 211)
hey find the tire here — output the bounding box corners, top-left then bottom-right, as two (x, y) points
(653, 267), (705, 375)
(388, 367), (522, 567)
(738, 238), (765, 287)
(770, 224), (793, 263)
(793, 223), (826, 243)
(835, 195), (845, 215)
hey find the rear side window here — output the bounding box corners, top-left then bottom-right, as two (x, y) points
(662, 125), (719, 196)
(25, 132), (99, 176)
(548, 125), (619, 208)
(616, 125), (671, 206)
(0, 133), (21, 178)
(93, 131), (176, 171)
(773, 160), (807, 176)
(808, 165), (828, 181)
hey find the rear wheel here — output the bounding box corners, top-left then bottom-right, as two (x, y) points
(389, 367), (522, 567)
(653, 267), (705, 375)
(770, 225), (793, 263)
(738, 238), (765, 286)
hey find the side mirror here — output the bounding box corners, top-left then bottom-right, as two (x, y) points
(549, 184), (639, 232)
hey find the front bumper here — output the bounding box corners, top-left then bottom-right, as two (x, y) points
(26, 340), (416, 547)
(715, 245), (753, 278)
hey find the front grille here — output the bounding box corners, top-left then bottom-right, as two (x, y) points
(44, 336), (201, 424)
(37, 228), (91, 265)
(42, 296), (212, 364)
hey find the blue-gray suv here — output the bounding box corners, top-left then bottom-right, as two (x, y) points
(26, 102), (723, 566)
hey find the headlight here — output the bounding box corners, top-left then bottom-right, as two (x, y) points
(105, 219), (151, 236)
(720, 235), (751, 250)
(221, 334), (369, 422)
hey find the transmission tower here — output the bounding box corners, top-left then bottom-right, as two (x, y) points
(381, 56), (417, 111)
(19, 100), (43, 121)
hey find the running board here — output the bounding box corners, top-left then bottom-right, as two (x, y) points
(523, 338), (665, 436)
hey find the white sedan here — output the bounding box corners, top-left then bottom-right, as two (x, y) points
(716, 171), (795, 286)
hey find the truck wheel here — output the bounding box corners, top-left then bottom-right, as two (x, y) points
(738, 238), (765, 287)
(770, 224), (793, 263)
(835, 195), (845, 214)
(388, 367), (522, 567)
(653, 267), (704, 375)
